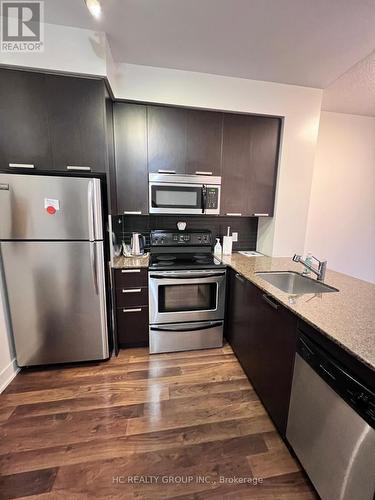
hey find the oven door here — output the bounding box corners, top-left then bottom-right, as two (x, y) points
(149, 270), (226, 324)
(149, 182), (205, 214)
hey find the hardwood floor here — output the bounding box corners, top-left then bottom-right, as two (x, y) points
(0, 345), (317, 499)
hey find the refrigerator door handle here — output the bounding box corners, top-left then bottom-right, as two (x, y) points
(88, 180), (95, 242)
(90, 241), (99, 295)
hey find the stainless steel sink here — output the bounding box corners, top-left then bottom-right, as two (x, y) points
(255, 271), (339, 294)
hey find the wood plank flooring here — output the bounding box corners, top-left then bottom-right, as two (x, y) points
(0, 344), (317, 499)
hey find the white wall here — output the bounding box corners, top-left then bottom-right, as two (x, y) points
(0, 21), (107, 77)
(305, 111), (375, 283)
(112, 63), (323, 256)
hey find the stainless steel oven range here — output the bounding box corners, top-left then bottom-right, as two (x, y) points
(148, 229), (226, 354)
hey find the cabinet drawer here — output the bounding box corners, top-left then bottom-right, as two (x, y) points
(114, 268), (148, 287)
(117, 306), (149, 346)
(115, 287), (148, 307)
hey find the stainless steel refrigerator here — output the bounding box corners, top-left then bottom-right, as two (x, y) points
(0, 173), (109, 366)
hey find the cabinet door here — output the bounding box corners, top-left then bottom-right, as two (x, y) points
(185, 110), (223, 176)
(246, 281), (297, 435)
(248, 117), (281, 216)
(114, 103), (148, 215)
(221, 113), (252, 216)
(147, 106), (187, 174)
(0, 69), (52, 170)
(45, 75), (106, 172)
(225, 269), (254, 371)
(221, 113), (280, 216)
(226, 271), (297, 436)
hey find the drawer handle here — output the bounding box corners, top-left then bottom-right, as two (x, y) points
(262, 294), (279, 310)
(124, 211), (142, 215)
(123, 308), (142, 313)
(226, 213), (242, 216)
(122, 288), (141, 293)
(66, 166), (91, 171)
(158, 169), (176, 174)
(195, 171), (212, 175)
(121, 269), (141, 273)
(9, 163), (34, 169)
(235, 273), (244, 283)
(253, 213), (269, 217)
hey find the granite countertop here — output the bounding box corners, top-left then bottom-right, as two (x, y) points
(112, 253), (149, 269)
(220, 253), (375, 372)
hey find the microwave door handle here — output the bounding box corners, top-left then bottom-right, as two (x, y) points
(201, 185), (207, 214)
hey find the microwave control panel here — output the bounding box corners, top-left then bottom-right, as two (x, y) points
(206, 187), (219, 210)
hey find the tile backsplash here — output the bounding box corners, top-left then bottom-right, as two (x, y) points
(112, 215), (258, 251)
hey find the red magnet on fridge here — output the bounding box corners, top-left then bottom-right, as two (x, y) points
(46, 205), (56, 215)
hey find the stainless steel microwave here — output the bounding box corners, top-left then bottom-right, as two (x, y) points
(149, 173), (221, 215)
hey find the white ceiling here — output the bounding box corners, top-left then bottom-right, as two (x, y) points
(322, 50), (375, 117)
(43, 0), (375, 89)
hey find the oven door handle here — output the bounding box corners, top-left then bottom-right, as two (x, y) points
(149, 272), (226, 279)
(150, 321), (223, 333)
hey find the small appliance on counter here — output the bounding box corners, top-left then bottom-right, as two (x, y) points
(148, 229), (226, 354)
(130, 232), (146, 256)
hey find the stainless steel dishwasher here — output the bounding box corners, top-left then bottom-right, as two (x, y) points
(287, 334), (375, 500)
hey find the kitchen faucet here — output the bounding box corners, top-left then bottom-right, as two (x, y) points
(292, 254), (327, 281)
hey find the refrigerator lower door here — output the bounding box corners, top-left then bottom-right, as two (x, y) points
(0, 241), (109, 366)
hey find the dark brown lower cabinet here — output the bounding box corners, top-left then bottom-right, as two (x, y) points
(226, 268), (297, 435)
(113, 268), (149, 348)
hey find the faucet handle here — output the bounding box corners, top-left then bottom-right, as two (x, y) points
(292, 254), (302, 262)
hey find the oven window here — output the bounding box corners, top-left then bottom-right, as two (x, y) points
(151, 185), (202, 209)
(159, 283), (217, 312)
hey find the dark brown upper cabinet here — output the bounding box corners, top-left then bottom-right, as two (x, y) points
(147, 106), (187, 174)
(114, 102), (148, 215)
(221, 113), (252, 216)
(248, 116), (281, 216)
(221, 113), (281, 217)
(0, 69), (52, 170)
(45, 75), (107, 172)
(185, 109), (223, 176)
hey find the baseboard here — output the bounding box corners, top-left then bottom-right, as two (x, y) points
(0, 358), (20, 393)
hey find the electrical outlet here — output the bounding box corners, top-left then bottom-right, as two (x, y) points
(232, 232), (238, 242)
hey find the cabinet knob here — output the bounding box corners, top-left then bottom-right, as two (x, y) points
(124, 211), (142, 215)
(157, 169), (176, 174)
(226, 213), (242, 216)
(122, 308), (142, 313)
(195, 171), (213, 175)
(253, 213), (269, 217)
(121, 269), (141, 273)
(122, 288), (141, 293)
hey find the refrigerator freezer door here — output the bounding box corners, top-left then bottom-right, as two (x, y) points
(0, 174), (103, 241)
(0, 241), (109, 366)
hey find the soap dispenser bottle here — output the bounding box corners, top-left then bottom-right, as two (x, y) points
(214, 238), (222, 257)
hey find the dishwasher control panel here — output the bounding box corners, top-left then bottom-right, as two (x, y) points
(297, 335), (375, 428)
